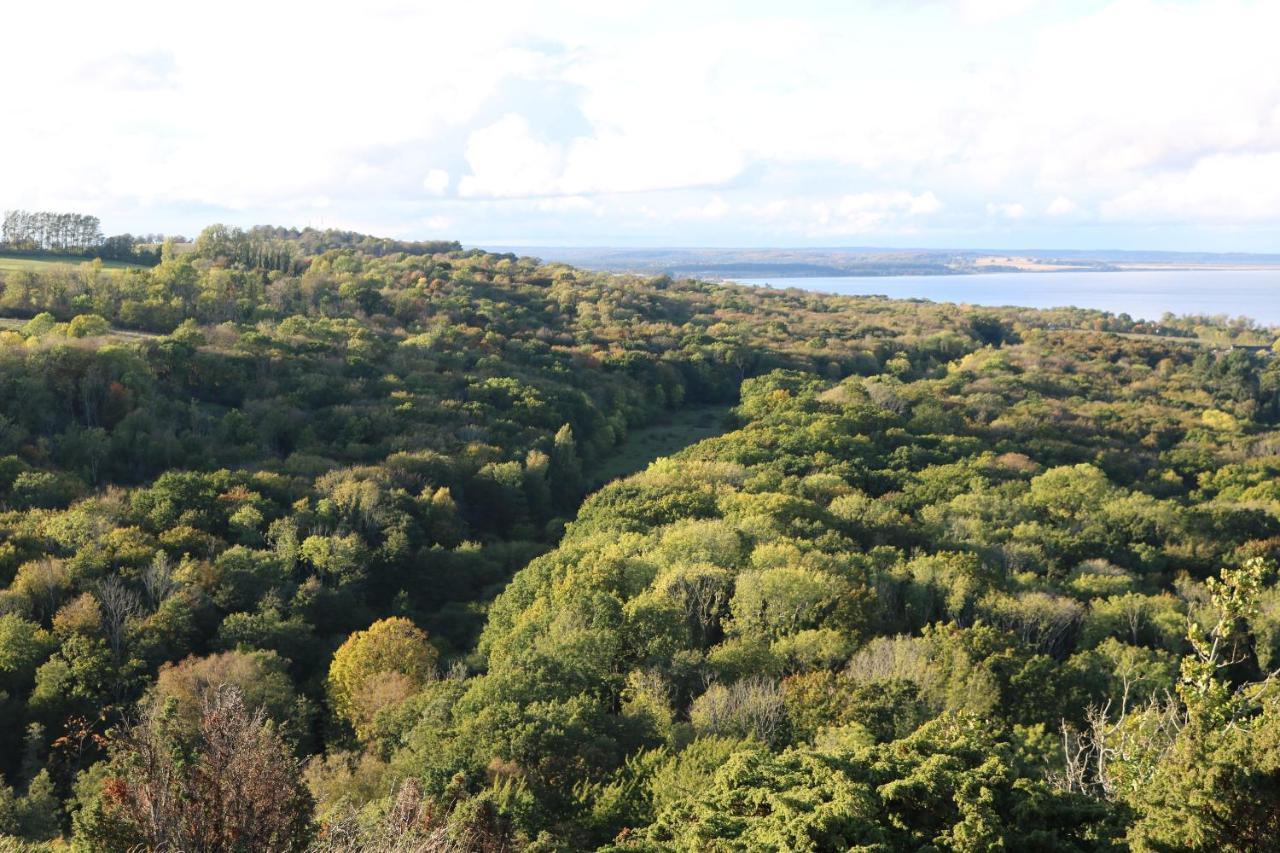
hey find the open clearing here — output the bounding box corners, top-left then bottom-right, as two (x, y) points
(0, 315), (159, 341)
(591, 403), (734, 488)
(0, 253), (145, 273)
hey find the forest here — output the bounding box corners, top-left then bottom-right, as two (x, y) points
(0, 222), (1279, 850)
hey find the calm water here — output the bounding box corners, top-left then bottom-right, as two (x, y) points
(736, 269), (1280, 327)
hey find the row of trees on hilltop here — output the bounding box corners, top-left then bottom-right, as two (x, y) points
(193, 224), (463, 273)
(1, 209), (171, 264)
(2, 212), (462, 269)
(233, 225), (461, 258)
(1, 210), (102, 253)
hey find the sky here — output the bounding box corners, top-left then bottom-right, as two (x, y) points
(5, 0), (1280, 251)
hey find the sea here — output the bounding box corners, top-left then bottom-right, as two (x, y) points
(735, 269), (1280, 328)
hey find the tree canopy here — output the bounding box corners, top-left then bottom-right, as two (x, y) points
(0, 223), (1279, 849)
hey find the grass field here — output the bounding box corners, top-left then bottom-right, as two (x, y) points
(1063, 327), (1274, 349)
(0, 315), (158, 341)
(591, 404), (735, 488)
(0, 253), (145, 272)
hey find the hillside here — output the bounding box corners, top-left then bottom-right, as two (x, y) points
(0, 225), (1278, 849)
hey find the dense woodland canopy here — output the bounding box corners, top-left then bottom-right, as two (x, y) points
(1, 224), (1280, 850)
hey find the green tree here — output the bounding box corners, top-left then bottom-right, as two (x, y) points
(66, 314), (110, 338)
(327, 617), (438, 740)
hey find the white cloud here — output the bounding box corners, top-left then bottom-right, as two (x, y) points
(3, 0), (1280, 247)
(0, 0), (552, 217)
(457, 111), (746, 199)
(530, 196), (597, 213)
(812, 191), (943, 235)
(1045, 196), (1080, 217)
(986, 202), (1026, 219)
(676, 196), (731, 220)
(957, 0), (1042, 24)
(457, 114), (564, 198)
(1101, 152), (1280, 222)
(703, 197), (730, 219)
(423, 170), (451, 196)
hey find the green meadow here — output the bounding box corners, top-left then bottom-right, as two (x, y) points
(0, 253), (144, 273)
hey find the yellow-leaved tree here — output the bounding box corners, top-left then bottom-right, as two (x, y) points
(326, 617), (438, 740)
